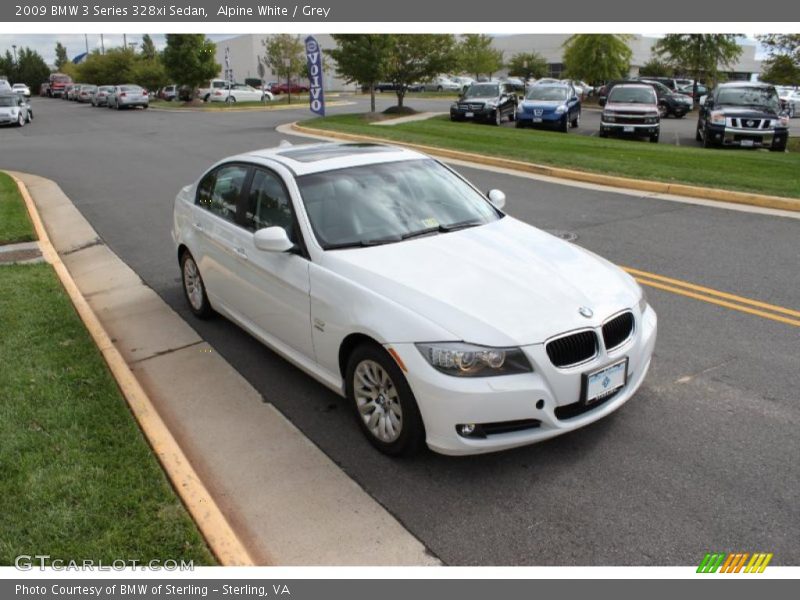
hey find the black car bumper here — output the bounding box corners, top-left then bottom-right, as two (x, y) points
(600, 122), (660, 136)
(705, 123), (789, 148)
(450, 107), (497, 121)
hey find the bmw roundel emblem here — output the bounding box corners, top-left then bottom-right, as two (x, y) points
(579, 306), (593, 318)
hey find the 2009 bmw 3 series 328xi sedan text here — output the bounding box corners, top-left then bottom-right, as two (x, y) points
(172, 142), (657, 456)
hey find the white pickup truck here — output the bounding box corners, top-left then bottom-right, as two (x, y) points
(196, 78), (227, 102)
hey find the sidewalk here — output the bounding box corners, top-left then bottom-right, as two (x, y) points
(13, 171), (440, 566)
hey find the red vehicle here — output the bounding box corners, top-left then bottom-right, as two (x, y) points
(48, 73), (72, 98)
(270, 81), (309, 94)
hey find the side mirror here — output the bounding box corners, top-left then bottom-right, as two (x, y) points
(487, 189), (506, 210)
(254, 226), (294, 253)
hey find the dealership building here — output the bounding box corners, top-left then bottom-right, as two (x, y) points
(214, 33), (763, 91)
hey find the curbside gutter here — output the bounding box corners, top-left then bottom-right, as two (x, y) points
(10, 173), (255, 567)
(291, 122), (800, 213)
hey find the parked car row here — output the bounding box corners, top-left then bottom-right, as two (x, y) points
(53, 82), (151, 109)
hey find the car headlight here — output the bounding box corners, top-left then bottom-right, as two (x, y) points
(644, 115), (659, 124)
(779, 115), (789, 127)
(603, 112), (615, 122)
(710, 111), (726, 126)
(555, 105), (567, 114)
(415, 342), (533, 377)
(485, 101), (498, 108)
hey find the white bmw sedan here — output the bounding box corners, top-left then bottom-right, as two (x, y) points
(172, 143), (657, 456)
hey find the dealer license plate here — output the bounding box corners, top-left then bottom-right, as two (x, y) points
(623, 126), (635, 133)
(465, 112), (474, 118)
(584, 359), (628, 405)
(740, 139), (754, 147)
(533, 117), (543, 123)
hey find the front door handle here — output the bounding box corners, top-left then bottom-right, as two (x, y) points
(193, 222), (205, 231)
(233, 247), (248, 260)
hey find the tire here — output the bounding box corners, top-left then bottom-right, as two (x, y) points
(649, 133), (659, 143)
(599, 128), (608, 138)
(560, 115), (569, 133)
(226, 96), (235, 104)
(17, 112), (25, 127)
(204, 94), (211, 102)
(116, 102), (122, 110)
(769, 143), (787, 153)
(515, 119), (525, 128)
(345, 342), (425, 457)
(493, 108), (502, 126)
(571, 111), (580, 128)
(26, 111), (32, 123)
(142, 104), (148, 110)
(437, 86), (443, 92)
(658, 103), (668, 119)
(180, 251), (214, 319)
(702, 127), (715, 148)
(695, 122), (703, 142)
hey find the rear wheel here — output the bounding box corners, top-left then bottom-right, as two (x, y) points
(226, 96), (236, 104)
(181, 252), (213, 319)
(345, 343), (425, 457)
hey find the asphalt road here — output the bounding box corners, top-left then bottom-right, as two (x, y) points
(3, 96), (799, 566)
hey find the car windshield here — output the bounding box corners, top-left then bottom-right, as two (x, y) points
(525, 86), (568, 101)
(608, 86), (656, 104)
(465, 84), (499, 98)
(297, 159), (501, 249)
(0, 96), (16, 106)
(716, 87), (781, 111)
(120, 86), (141, 92)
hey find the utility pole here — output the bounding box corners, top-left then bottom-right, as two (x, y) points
(84, 34), (89, 54)
(123, 33), (127, 48)
(100, 34), (105, 54)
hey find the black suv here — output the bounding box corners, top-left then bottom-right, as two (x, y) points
(600, 79), (692, 118)
(450, 82), (519, 125)
(696, 82), (790, 151)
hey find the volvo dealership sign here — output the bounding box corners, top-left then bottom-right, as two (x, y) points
(305, 35), (326, 116)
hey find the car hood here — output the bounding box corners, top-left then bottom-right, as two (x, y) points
(715, 105), (778, 117)
(460, 96), (499, 103)
(321, 217), (639, 347)
(0, 107), (18, 115)
(521, 100), (564, 108)
(605, 102), (658, 113)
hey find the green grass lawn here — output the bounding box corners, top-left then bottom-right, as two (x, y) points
(302, 114), (800, 199)
(0, 172), (35, 244)
(0, 263), (215, 565)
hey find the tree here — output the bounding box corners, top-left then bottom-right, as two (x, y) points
(506, 52), (548, 80)
(458, 34), (503, 80)
(761, 55), (800, 86)
(653, 34), (742, 100)
(55, 42), (69, 70)
(384, 34), (458, 108)
(76, 48), (136, 84)
(757, 34), (800, 63)
(140, 34), (158, 60)
(14, 47), (51, 93)
(327, 34), (392, 113)
(562, 34), (633, 84)
(0, 51), (13, 80)
(162, 34), (219, 100)
(639, 58), (674, 78)
(130, 57), (169, 92)
(262, 34), (305, 104)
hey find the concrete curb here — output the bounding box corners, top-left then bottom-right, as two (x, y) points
(291, 122), (800, 213)
(8, 173), (255, 567)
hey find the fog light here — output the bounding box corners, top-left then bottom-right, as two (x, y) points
(459, 424), (476, 436)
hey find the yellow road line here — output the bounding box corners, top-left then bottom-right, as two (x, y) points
(633, 277), (800, 328)
(12, 174), (255, 566)
(623, 266), (800, 318)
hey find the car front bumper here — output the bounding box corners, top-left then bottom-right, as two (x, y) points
(601, 122), (660, 136)
(705, 123), (788, 148)
(451, 107), (498, 120)
(389, 305), (657, 455)
(517, 111), (565, 125)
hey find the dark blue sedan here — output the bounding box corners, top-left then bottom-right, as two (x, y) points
(516, 84), (581, 132)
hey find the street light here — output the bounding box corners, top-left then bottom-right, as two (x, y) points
(11, 45), (17, 81)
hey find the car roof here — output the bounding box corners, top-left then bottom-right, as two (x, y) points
(232, 142), (429, 176)
(612, 83), (654, 89)
(717, 81), (774, 88)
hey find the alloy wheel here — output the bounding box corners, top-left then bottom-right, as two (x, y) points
(353, 360), (403, 443)
(183, 257), (205, 312)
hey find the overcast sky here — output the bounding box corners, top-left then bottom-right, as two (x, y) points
(0, 33), (765, 67)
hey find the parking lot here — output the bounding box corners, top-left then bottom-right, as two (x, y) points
(2, 96), (798, 565)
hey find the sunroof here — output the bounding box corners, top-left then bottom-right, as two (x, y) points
(278, 143), (395, 163)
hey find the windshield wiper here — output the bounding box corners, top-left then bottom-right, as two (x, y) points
(325, 237), (400, 250)
(401, 226), (441, 240)
(439, 219), (484, 232)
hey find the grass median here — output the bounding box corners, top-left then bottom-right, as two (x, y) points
(150, 96), (311, 111)
(0, 175), (215, 565)
(0, 173), (35, 244)
(301, 114), (800, 199)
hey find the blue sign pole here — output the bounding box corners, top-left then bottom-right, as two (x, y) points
(305, 35), (325, 117)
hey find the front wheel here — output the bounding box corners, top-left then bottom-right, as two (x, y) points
(571, 112), (580, 128)
(17, 112), (25, 127)
(649, 133), (659, 143)
(560, 115), (569, 133)
(345, 343), (425, 457)
(493, 109), (502, 126)
(181, 252), (214, 319)
(599, 128), (608, 138)
(226, 96), (236, 104)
